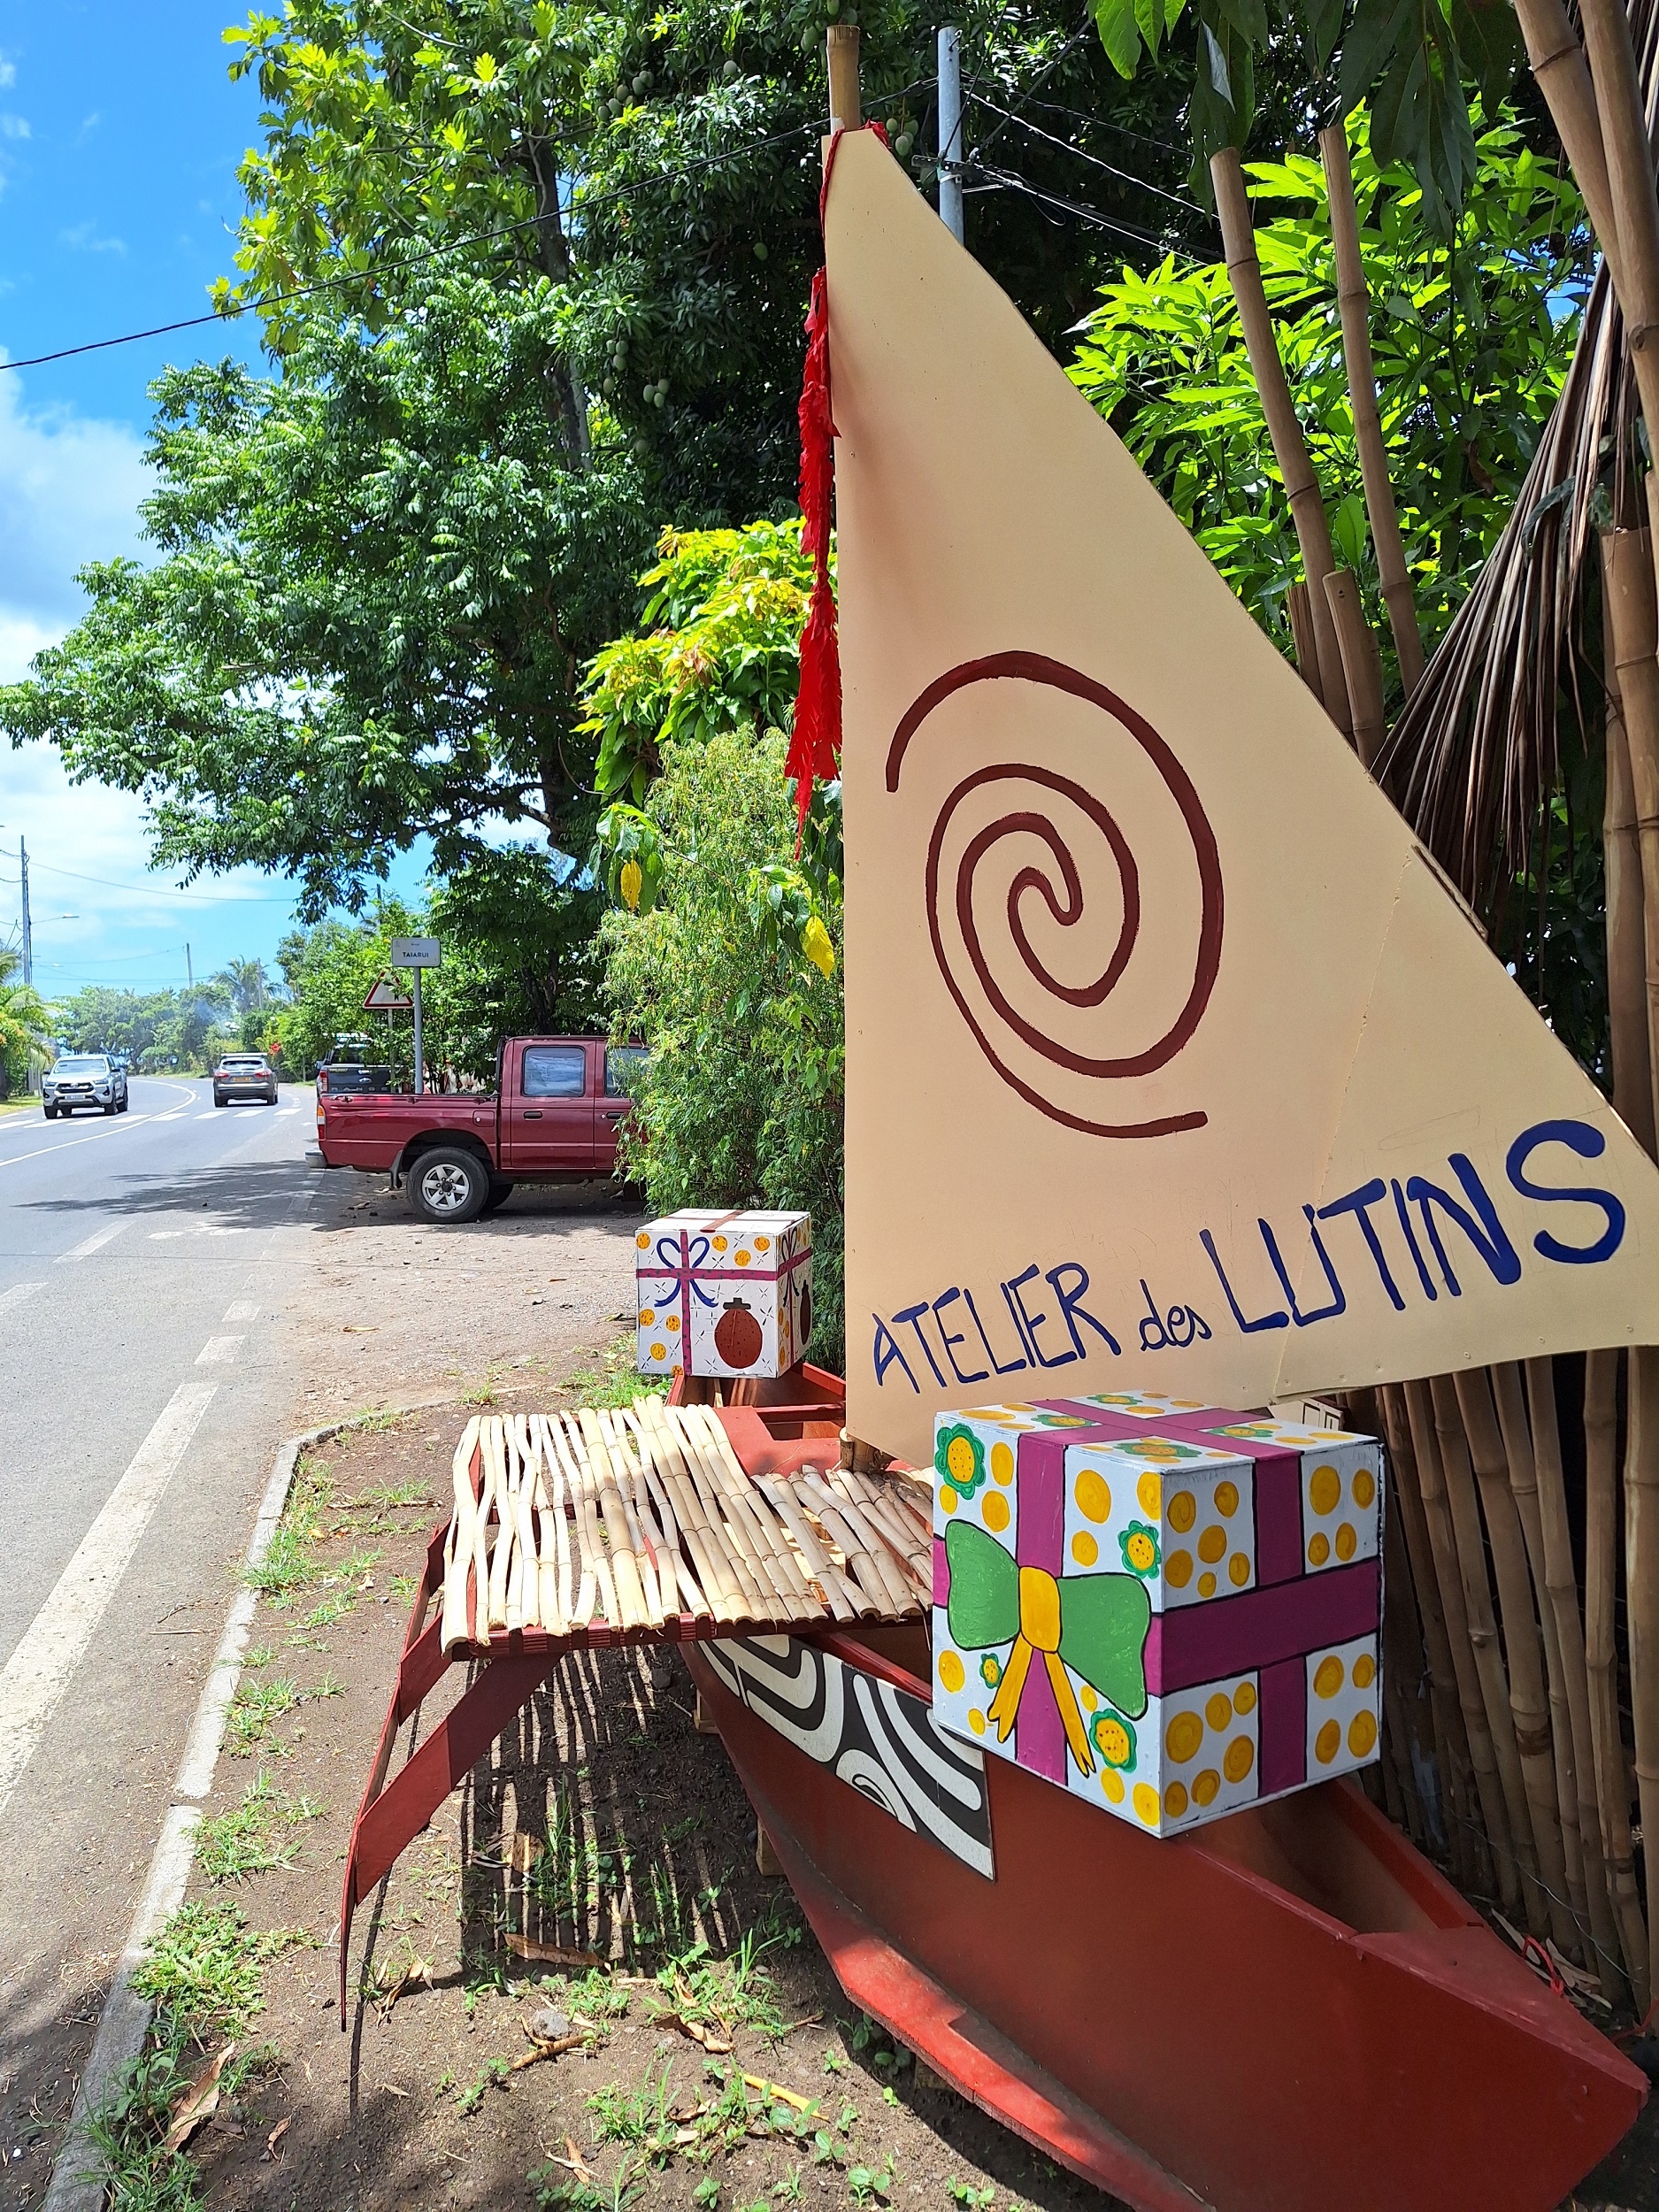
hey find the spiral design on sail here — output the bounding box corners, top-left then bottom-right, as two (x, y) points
(885, 654), (1224, 1140)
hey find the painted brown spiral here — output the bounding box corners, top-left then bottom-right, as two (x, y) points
(885, 653), (1224, 1140)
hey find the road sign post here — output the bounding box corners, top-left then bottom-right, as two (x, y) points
(388, 938), (442, 1094)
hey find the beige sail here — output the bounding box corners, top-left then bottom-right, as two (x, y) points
(829, 130), (1659, 1467)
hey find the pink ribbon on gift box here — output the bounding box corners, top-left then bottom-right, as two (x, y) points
(642, 1220), (808, 1351)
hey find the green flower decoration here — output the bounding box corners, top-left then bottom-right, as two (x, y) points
(1089, 1707), (1137, 1771)
(1119, 1521), (1161, 1578)
(979, 1653), (1002, 1691)
(935, 1422), (987, 1497)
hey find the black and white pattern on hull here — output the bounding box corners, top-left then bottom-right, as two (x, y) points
(700, 1635), (995, 1878)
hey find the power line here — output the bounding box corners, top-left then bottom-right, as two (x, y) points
(0, 83), (926, 377)
(969, 160), (1190, 257)
(0, 845), (300, 902)
(968, 91), (1207, 219)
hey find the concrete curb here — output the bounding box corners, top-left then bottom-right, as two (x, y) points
(42, 1421), (349, 2212)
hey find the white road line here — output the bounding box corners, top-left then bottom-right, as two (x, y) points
(0, 1118), (152, 1171)
(222, 1301), (259, 1325)
(196, 1110), (219, 1121)
(0, 1379), (218, 1813)
(0, 1281), (44, 1317)
(57, 1223), (125, 1263)
(195, 1334), (244, 1365)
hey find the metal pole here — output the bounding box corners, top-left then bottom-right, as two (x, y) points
(19, 835), (29, 990)
(412, 966), (424, 1096)
(938, 26), (964, 244)
(186, 941), (193, 991)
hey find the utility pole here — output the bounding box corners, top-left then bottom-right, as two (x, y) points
(18, 834), (29, 990)
(186, 942), (193, 992)
(938, 26), (964, 245)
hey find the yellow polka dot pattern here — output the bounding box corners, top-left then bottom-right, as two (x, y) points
(635, 1232), (650, 1249)
(940, 1486), (958, 1515)
(1313, 1655), (1345, 1700)
(1079, 1686), (1097, 1712)
(1223, 1736), (1255, 1785)
(1168, 1490), (1196, 1533)
(1307, 1532), (1330, 1568)
(1166, 1710), (1204, 1763)
(938, 1651), (964, 1694)
(1197, 1525), (1225, 1565)
(1201, 1693), (1226, 1733)
(1335, 1522), (1356, 1561)
(1146, 1675), (1261, 1833)
(982, 1493), (1010, 1533)
(1348, 1710), (1378, 1758)
(991, 1441), (1015, 1486)
(1165, 1781), (1188, 1819)
(1315, 1719), (1340, 1764)
(1233, 1681), (1256, 1716)
(1352, 1654), (1376, 1690)
(1352, 1467), (1376, 1510)
(969, 1709), (987, 1736)
(1133, 1783), (1160, 1827)
(1071, 1531), (1097, 1566)
(1137, 1471), (1162, 1520)
(1309, 1463), (1341, 1516)
(1197, 1571), (1217, 1598)
(1193, 1768), (1219, 1807)
(1214, 1480), (1239, 1518)
(1074, 1468), (1110, 1523)
(1304, 1637), (1382, 1780)
(1166, 1550), (1193, 1587)
(1101, 1770), (1125, 1804)
(1228, 1552), (1250, 1586)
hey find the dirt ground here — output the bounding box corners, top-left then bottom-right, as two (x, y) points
(169, 1410), (1118, 2212)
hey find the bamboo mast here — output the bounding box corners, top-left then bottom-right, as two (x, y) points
(1585, 1348), (1652, 2006)
(1404, 1379), (1516, 1902)
(1323, 569), (1389, 767)
(1429, 1377), (1548, 1932)
(1602, 527), (1659, 1147)
(1380, 1386), (1480, 1884)
(1512, 0), (1625, 298)
(1454, 1368), (1575, 1952)
(1210, 146), (1355, 737)
(1604, 589), (1658, 1160)
(1491, 1363), (1592, 1959)
(1317, 123), (1425, 695)
(1526, 1358), (1626, 1998)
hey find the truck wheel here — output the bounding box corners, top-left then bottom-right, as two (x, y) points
(480, 1179), (516, 1216)
(43, 1104), (56, 1120)
(408, 1148), (489, 1225)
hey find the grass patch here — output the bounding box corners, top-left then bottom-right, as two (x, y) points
(132, 1901), (312, 2039)
(195, 1774), (323, 1884)
(565, 1333), (664, 1413)
(348, 1477), (433, 1510)
(390, 1571), (419, 1607)
(225, 1678), (302, 1756)
(242, 1455), (336, 1603)
(527, 1791), (629, 1927)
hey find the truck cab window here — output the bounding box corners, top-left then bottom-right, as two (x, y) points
(522, 1046), (587, 1098)
(605, 1048), (648, 1097)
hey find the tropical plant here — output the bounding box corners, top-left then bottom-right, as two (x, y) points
(0, 946), (51, 1095)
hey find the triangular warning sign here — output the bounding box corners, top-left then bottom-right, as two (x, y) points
(829, 131), (1659, 1468)
(364, 976), (413, 1011)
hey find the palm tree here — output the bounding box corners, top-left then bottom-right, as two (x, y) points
(0, 945), (52, 1098)
(214, 957), (271, 1016)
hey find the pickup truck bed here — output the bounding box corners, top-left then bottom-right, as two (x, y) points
(316, 1036), (637, 1223)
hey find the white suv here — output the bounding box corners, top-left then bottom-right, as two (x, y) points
(44, 1054), (128, 1118)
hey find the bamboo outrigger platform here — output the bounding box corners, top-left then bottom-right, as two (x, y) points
(339, 1386), (930, 2012)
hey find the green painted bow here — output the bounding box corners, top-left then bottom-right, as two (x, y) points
(944, 1518), (1149, 1774)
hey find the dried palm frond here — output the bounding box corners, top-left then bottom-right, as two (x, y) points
(1377, 0), (1655, 911)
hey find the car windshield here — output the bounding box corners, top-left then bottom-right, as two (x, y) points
(54, 1058), (107, 1074)
(221, 1058), (266, 1069)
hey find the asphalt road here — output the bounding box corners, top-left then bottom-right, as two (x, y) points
(0, 1077), (319, 2124)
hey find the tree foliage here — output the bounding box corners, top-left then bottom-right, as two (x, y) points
(0, 948), (51, 1094)
(1067, 114), (1587, 684)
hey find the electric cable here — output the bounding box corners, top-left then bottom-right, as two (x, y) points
(969, 89), (1208, 219)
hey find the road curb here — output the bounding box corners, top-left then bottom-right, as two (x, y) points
(42, 1420), (350, 2212)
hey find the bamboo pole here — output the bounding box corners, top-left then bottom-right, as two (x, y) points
(1405, 1379), (1517, 1903)
(439, 1417), (483, 1655)
(1512, 0), (1624, 299)
(826, 22), (860, 131)
(1626, 1343), (1659, 2001)
(1284, 581), (1325, 704)
(1526, 1359), (1625, 1998)
(1604, 586), (1657, 1160)
(1585, 1348), (1652, 2006)
(1492, 1363), (1591, 1959)
(1601, 528), (1659, 1148)
(1317, 122), (1425, 695)
(1575, 0), (1659, 455)
(1454, 1368), (1575, 1952)
(1430, 1376), (1548, 1931)
(1322, 570), (1388, 769)
(1210, 145), (1354, 737)
(1380, 1386), (1479, 1884)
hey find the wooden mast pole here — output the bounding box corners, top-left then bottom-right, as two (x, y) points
(827, 22), (861, 132)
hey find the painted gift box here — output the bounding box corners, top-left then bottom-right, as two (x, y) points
(634, 1209), (812, 1379)
(930, 1393), (1382, 1837)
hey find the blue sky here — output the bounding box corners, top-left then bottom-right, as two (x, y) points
(0, 0), (425, 999)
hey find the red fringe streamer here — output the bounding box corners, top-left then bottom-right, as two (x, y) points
(787, 122), (887, 845)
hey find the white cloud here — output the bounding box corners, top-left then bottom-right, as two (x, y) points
(0, 116), (28, 140)
(0, 57), (15, 91)
(58, 220), (126, 256)
(0, 371), (150, 641)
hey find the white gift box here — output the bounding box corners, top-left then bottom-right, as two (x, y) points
(634, 1209), (812, 1379)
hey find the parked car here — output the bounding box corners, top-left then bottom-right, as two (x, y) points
(43, 1053), (128, 1118)
(316, 1039), (393, 1095)
(213, 1053), (279, 1106)
(316, 1037), (643, 1223)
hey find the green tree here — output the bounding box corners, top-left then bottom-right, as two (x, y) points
(0, 948), (51, 1096)
(52, 985), (187, 1063)
(1066, 115), (1586, 681)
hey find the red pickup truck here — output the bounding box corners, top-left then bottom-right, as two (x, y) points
(315, 1037), (642, 1224)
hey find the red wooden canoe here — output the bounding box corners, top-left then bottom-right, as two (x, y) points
(676, 1371), (1646, 2212)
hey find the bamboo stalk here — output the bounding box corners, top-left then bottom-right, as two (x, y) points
(1525, 1359), (1624, 1998)
(558, 1415), (613, 1626)
(1405, 1379), (1517, 1902)
(1626, 1343), (1659, 2001)
(1601, 528), (1659, 1148)
(674, 1409), (809, 1614)
(1284, 581), (1325, 704)
(537, 1415), (576, 1632)
(806, 1476), (917, 1612)
(1431, 1376), (1548, 1931)
(1380, 1386), (1479, 1884)
(636, 1402), (746, 1621)
(757, 1479), (862, 1620)
(632, 1413), (728, 1622)
(1576, 0), (1659, 446)
(648, 1403), (764, 1617)
(600, 1410), (665, 1624)
(1322, 569), (1388, 769)
(1317, 122), (1425, 695)
(1210, 144), (1353, 736)
(1491, 1363), (1590, 1958)
(1454, 1369), (1575, 1951)
(1603, 564), (1656, 1158)
(580, 1409), (649, 1629)
(485, 1418), (514, 1633)
(1512, 0), (1624, 298)
(1585, 1348), (1652, 2006)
